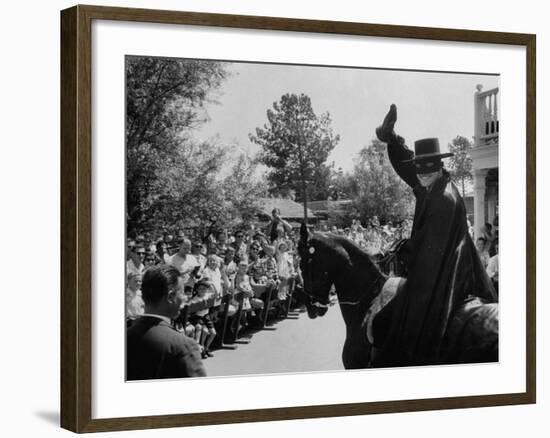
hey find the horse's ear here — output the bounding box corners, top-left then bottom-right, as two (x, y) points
(300, 222), (309, 243)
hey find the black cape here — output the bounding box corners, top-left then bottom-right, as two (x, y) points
(373, 139), (497, 367)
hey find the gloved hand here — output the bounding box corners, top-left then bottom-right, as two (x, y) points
(376, 104), (401, 144)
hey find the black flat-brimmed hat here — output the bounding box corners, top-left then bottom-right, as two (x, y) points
(403, 138), (454, 162)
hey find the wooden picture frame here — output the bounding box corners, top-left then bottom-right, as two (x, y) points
(60, 4), (536, 433)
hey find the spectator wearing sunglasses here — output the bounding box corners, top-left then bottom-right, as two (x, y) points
(190, 241), (207, 270)
(127, 244), (146, 276)
(127, 239), (135, 261)
(231, 230), (248, 262)
(155, 240), (171, 264)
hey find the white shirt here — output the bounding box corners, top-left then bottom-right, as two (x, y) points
(170, 253), (200, 275)
(477, 249), (490, 269)
(126, 259), (144, 276)
(202, 266), (223, 296)
(125, 288), (144, 319)
(486, 254), (499, 280)
(140, 313), (172, 325)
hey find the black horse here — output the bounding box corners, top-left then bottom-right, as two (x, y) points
(298, 224), (498, 369)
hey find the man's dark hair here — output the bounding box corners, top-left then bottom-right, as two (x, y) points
(141, 265), (181, 306)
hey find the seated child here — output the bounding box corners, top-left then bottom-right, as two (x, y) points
(276, 240), (295, 301)
(263, 245), (280, 285)
(202, 254), (223, 305)
(188, 279), (216, 358)
(234, 259), (255, 326)
(173, 285), (197, 338)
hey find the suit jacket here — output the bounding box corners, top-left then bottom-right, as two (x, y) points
(127, 316), (206, 380)
(373, 139), (497, 367)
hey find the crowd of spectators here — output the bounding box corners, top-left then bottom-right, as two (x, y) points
(318, 216), (413, 257)
(125, 208), (305, 360)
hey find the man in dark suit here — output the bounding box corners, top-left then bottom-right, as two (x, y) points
(127, 264), (206, 380)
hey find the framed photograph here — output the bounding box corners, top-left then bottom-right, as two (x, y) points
(60, 4), (536, 433)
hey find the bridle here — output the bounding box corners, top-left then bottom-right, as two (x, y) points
(300, 240), (331, 307)
(301, 237), (386, 308)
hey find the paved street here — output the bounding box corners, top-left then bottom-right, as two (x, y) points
(204, 304), (346, 377)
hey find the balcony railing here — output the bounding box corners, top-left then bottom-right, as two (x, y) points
(475, 86), (499, 146)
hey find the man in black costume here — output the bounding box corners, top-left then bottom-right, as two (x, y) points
(372, 104), (497, 367)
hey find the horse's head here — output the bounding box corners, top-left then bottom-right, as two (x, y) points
(298, 223), (336, 319)
(298, 223), (388, 320)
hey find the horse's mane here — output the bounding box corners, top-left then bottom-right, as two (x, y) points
(312, 232), (385, 278)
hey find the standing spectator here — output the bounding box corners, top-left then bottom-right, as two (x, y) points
(476, 237), (490, 268)
(176, 230), (186, 246)
(126, 265), (206, 380)
(234, 259), (255, 326)
(156, 240), (171, 264)
(482, 223), (494, 251)
(263, 245), (279, 284)
(489, 229), (499, 257)
(216, 230), (229, 254)
(125, 272), (144, 322)
(127, 244), (145, 276)
(202, 255), (223, 304)
(271, 225), (289, 255)
(222, 247), (238, 280)
(486, 239), (499, 294)
(231, 230), (248, 262)
(220, 247), (238, 318)
(170, 239), (201, 288)
(247, 242), (270, 316)
(266, 208), (292, 243)
(206, 240), (224, 266)
(163, 233), (174, 253)
(190, 240), (207, 269)
(188, 279), (217, 358)
(127, 239), (135, 261)
(144, 254), (157, 268)
(275, 240), (295, 301)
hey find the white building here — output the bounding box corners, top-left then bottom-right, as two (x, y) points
(469, 84), (499, 238)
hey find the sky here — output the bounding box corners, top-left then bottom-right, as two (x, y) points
(194, 61), (499, 172)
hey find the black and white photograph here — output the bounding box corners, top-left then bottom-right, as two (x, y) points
(2, 0), (546, 435)
(125, 56), (500, 379)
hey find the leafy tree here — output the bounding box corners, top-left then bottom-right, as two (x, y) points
(129, 140), (228, 234)
(351, 139), (414, 223)
(220, 154), (269, 226)
(126, 57), (229, 234)
(447, 135), (474, 196)
(126, 57), (227, 152)
(308, 162), (335, 201)
(249, 93), (340, 219)
(328, 166), (357, 201)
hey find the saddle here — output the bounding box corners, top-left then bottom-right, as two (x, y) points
(375, 239), (409, 276)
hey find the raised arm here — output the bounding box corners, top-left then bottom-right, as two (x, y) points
(376, 104), (418, 189)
